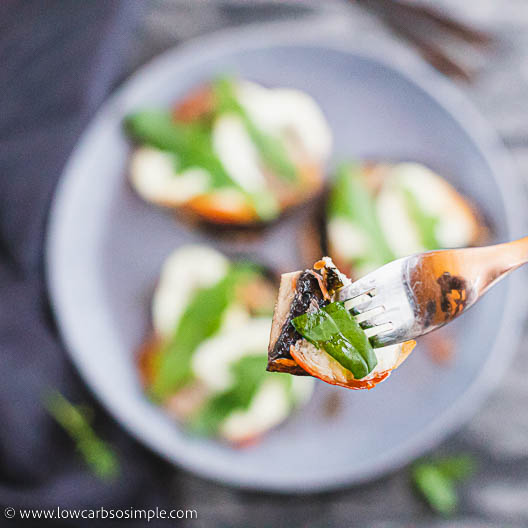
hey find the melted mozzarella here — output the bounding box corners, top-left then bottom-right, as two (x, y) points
(392, 163), (475, 248)
(210, 80), (332, 188)
(131, 81), (331, 210)
(290, 375), (315, 404)
(377, 163), (478, 256)
(327, 218), (369, 259)
(153, 242), (316, 441)
(152, 246), (229, 339)
(378, 163), (476, 255)
(219, 378), (291, 443)
(376, 180), (423, 257)
(236, 81), (332, 162)
(218, 304), (251, 334)
(192, 317), (314, 442)
(192, 318), (271, 392)
(212, 114), (268, 193)
(130, 147), (209, 205)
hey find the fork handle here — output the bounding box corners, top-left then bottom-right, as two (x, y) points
(406, 236), (528, 342)
(493, 236), (528, 267)
(473, 235), (528, 294)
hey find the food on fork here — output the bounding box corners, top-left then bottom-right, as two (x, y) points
(125, 78), (332, 225)
(326, 162), (486, 279)
(267, 257), (415, 389)
(139, 245), (313, 444)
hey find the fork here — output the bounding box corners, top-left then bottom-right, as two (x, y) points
(337, 237), (528, 347)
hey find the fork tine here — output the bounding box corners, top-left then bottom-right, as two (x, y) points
(354, 305), (384, 324)
(364, 322), (393, 339)
(344, 295), (372, 311)
(343, 287), (376, 311)
(334, 258), (410, 347)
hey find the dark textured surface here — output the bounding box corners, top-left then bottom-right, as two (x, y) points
(1, 1), (528, 526)
(0, 2), (176, 526)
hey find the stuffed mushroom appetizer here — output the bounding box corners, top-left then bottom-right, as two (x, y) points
(125, 78), (332, 226)
(139, 245), (313, 445)
(326, 162), (486, 279)
(268, 257), (416, 389)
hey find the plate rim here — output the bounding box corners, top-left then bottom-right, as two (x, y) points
(46, 17), (527, 493)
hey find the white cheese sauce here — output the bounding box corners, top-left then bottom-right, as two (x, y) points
(327, 218), (370, 259)
(192, 318), (271, 392)
(130, 147), (210, 205)
(236, 81), (332, 163)
(392, 163), (475, 248)
(219, 375), (313, 443)
(130, 81), (332, 206)
(152, 245), (229, 339)
(153, 245), (313, 441)
(377, 163), (476, 256)
(376, 177), (423, 257)
(212, 113), (268, 193)
(219, 379), (291, 443)
(192, 317), (313, 442)
(212, 80), (332, 193)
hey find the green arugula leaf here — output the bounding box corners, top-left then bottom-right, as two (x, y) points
(324, 303), (377, 371)
(149, 264), (260, 400)
(44, 391), (119, 481)
(328, 164), (395, 268)
(190, 354), (269, 435)
(125, 109), (279, 220)
(412, 454), (476, 516)
(434, 454), (477, 480)
(125, 110), (234, 188)
(292, 302), (377, 379)
(403, 187), (441, 250)
(413, 464), (457, 516)
(213, 77), (297, 183)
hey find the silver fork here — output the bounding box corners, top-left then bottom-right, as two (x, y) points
(337, 236), (528, 347)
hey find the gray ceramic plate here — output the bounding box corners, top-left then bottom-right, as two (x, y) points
(46, 20), (525, 492)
